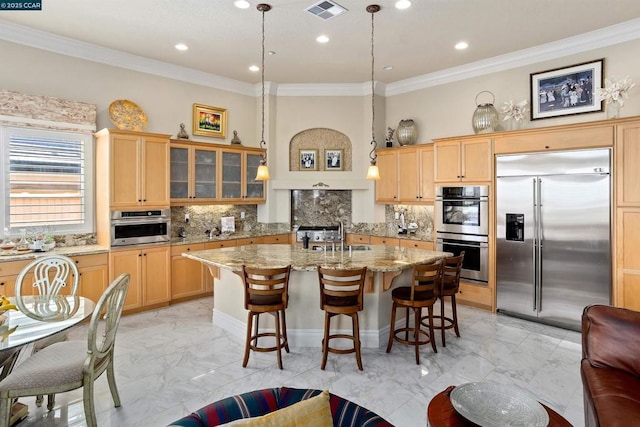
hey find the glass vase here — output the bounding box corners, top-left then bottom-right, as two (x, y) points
(607, 102), (620, 119)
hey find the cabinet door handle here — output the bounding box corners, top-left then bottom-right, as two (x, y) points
(138, 254), (142, 257)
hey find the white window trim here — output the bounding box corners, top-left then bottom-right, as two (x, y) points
(0, 126), (95, 237)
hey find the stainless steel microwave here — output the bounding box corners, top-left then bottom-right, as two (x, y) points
(110, 209), (171, 247)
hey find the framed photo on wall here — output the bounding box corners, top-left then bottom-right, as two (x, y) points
(325, 149), (343, 170)
(299, 149), (318, 171)
(193, 103), (227, 138)
(530, 59), (603, 120)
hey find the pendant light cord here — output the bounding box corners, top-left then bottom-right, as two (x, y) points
(260, 6), (266, 149)
(367, 5), (380, 165)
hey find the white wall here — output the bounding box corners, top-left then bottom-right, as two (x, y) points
(385, 38), (640, 143)
(0, 40), (256, 143)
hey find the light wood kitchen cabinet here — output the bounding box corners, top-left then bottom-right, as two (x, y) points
(398, 145), (435, 203)
(171, 243), (207, 300)
(345, 234), (371, 245)
(375, 149), (398, 203)
(220, 148), (266, 204)
(370, 236), (400, 246)
(616, 122), (640, 207)
(205, 240), (237, 250)
(170, 140), (218, 205)
(109, 245), (170, 311)
(494, 124), (613, 154)
(399, 239), (434, 250)
(0, 259), (30, 298)
(95, 129), (170, 209)
(457, 280), (492, 310)
(434, 137), (492, 183)
(236, 236), (265, 246)
(72, 253), (109, 303)
(263, 234), (291, 244)
(616, 209), (640, 310)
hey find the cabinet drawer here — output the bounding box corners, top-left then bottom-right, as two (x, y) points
(236, 237), (265, 246)
(263, 234), (290, 244)
(399, 239), (434, 250)
(494, 126), (613, 154)
(0, 260), (30, 277)
(72, 253), (108, 269)
(370, 236), (399, 246)
(346, 234), (370, 244)
(171, 243), (205, 257)
(205, 240), (237, 250)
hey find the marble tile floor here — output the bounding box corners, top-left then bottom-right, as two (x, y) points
(13, 298), (584, 426)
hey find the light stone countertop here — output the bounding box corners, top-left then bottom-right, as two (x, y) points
(183, 244), (450, 273)
(0, 244), (109, 263)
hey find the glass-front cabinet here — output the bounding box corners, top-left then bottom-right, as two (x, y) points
(170, 141), (218, 204)
(171, 140), (265, 205)
(244, 152), (265, 201)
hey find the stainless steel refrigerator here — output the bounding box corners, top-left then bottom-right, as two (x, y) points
(496, 149), (611, 330)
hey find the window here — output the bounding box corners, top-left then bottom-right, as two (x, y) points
(1, 126), (94, 235)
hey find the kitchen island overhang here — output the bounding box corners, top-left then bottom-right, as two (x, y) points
(184, 244), (451, 348)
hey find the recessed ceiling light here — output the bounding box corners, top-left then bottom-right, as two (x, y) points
(175, 43), (188, 51)
(383, 65), (393, 71)
(395, 0), (412, 10)
(455, 41), (469, 50)
(249, 65), (259, 72)
(316, 35), (329, 43)
(234, 0), (250, 9)
(268, 51), (276, 56)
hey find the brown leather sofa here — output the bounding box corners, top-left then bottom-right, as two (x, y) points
(581, 304), (640, 427)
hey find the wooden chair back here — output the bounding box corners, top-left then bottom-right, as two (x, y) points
(409, 261), (442, 305)
(441, 252), (464, 294)
(317, 266), (367, 313)
(242, 265), (291, 311)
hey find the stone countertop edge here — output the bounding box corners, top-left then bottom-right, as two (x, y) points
(171, 230), (434, 246)
(0, 244), (109, 263)
(182, 244), (450, 273)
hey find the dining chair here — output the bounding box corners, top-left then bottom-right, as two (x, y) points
(14, 253), (79, 408)
(0, 273), (130, 427)
(241, 265), (291, 369)
(317, 266), (367, 370)
(432, 252), (464, 347)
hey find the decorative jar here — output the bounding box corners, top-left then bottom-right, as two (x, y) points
(396, 119), (417, 145)
(472, 91), (499, 134)
(607, 102), (620, 119)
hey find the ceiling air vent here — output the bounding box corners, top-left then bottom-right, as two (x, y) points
(305, 1), (347, 21)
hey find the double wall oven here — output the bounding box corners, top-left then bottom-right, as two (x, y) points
(435, 186), (489, 283)
(110, 209), (171, 247)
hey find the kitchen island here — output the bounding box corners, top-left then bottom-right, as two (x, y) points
(183, 244), (450, 348)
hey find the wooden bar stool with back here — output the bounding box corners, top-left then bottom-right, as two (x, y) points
(386, 260), (442, 364)
(241, 265), (291, 370)
(428, 252), (464, 347)
(317, 266), (367, 371)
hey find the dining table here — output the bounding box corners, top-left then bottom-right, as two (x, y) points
(0, 295), (95, 425)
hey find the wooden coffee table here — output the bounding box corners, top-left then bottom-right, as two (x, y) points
(427, 386), (572, 427)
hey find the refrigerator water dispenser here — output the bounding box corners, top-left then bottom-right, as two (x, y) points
(505, 213), (524, 242)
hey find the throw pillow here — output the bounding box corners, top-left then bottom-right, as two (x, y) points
(221, 390), (332, 427)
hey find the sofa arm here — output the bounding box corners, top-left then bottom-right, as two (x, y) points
(582, 304), (640, 376)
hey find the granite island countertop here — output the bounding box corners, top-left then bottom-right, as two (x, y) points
(183, 244), (450, 273)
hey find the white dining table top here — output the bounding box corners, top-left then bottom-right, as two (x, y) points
(0, 296), (95, 352)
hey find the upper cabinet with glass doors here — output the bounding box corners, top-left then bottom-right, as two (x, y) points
(170, 140), (265, 205)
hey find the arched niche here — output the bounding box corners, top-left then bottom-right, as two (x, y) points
(289, 128), (352, 171)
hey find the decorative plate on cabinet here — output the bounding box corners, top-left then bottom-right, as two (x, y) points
(108, 99), (148, 131)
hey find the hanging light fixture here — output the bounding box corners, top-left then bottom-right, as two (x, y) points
(255, 3), (271, 181)
(366, 5), (381, 180)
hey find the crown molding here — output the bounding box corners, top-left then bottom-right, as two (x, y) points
(1, 17), (639, 98)
(385, 17), (640, 97)
(0, 19), (256, 97)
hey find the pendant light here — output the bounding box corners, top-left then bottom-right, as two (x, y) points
(255, 3), (271, 181)
(366, 5), (381, 180)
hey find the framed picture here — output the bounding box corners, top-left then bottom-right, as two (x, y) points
(299, 149), (318, 171)
(530, 59), (603, 120)
(193, 103), (227, 138)
(325, 149), (343, 171)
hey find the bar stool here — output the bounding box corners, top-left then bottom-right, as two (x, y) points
(317, 266), (367, 371)
(386, 261), (441, 364)
(241, 265), (291, 370)
(431, 252), (464, 347)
